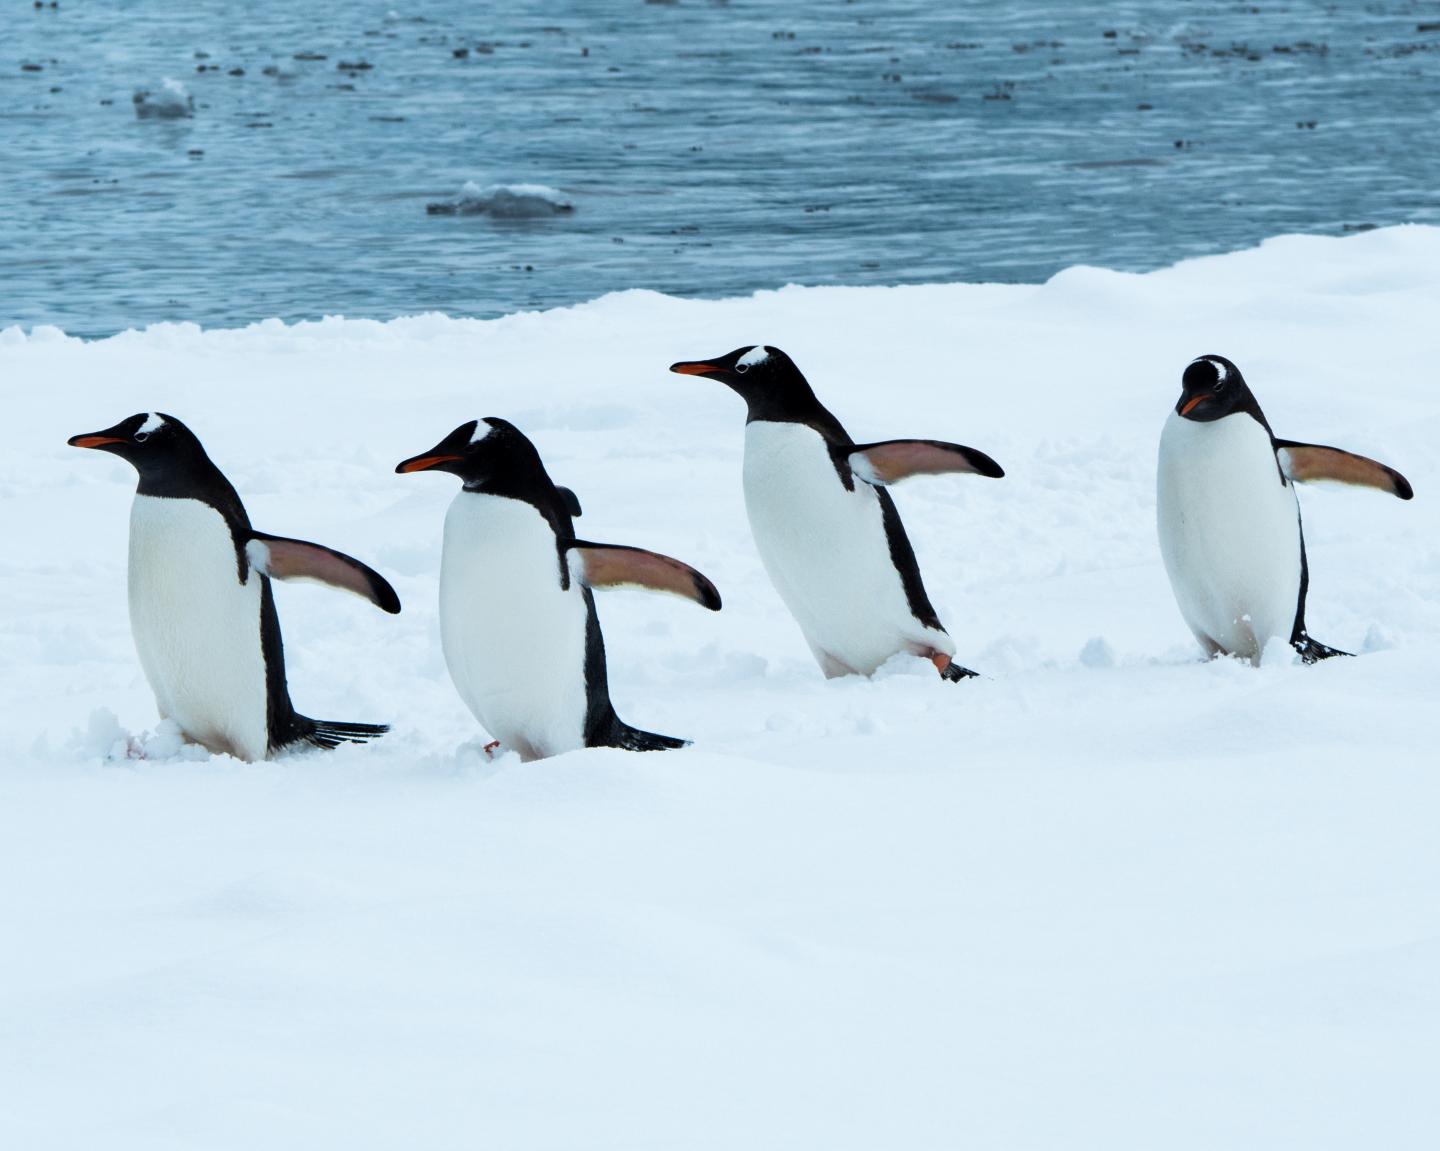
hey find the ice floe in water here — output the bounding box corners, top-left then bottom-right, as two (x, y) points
(426, 181), (574, 218)
(132, 78), (194, 120)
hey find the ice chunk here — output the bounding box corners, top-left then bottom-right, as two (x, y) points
(133, 78), (194, 120)
(426, 181), (574, 218)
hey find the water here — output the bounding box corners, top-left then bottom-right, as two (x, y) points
(5, 1), (1439, 337)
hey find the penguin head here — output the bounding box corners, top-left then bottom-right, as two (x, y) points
(670, 345), (817, 417)
(68, 412), (207, 477)
(396, 418), (547, 492)
(1175, 356), (1254, 422)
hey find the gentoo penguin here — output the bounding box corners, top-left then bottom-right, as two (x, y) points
(1157, 355), (1413, 664)
(69, 413), (401, 760)
(396, 418), (721, 761)
(670, 345), (1004, 681)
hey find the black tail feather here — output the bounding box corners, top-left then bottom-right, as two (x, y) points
(602, 720), (688, 753)
(290, 716), (390, 752)
(1293, 635), (1352, 664)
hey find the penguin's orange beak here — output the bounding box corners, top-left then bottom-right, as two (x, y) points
(1180, 395), (1208, 416)
(68, 434), (127, 449)
(670, 359), (724, 379)
(395, 453), (462, 474)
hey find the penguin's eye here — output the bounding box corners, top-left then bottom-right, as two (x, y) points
(134, 432), (150, 443)
(735, 362), (750, 375)
(1213, 378), (1226, 392)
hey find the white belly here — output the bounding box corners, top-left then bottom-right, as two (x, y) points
(439, 492), (590, 760)
(742, 421), (954, 676)
(128, 495), (270, 761)
(1157, 411), (1302, 662)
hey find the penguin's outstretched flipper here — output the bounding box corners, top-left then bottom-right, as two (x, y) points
(567, 541), (722, 610)
(847, 439), (1005, 486)
(247, 533), (401, 613)
(1275, 441), (1413, 499)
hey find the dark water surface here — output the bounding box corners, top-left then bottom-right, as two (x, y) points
(4, 1), (1439, 336)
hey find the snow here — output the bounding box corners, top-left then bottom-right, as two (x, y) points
(2, 226), (1439, 1148)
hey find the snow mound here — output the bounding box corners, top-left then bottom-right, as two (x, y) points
(426, 181), (575, 218)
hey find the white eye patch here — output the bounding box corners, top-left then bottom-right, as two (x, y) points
(470, 422), (496, 445)
(137, 412), (165, 435)
(737, 345), (771, 369)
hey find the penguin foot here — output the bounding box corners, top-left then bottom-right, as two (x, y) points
(932, 653), (979, 682)
(1293, 635), (1352, 664)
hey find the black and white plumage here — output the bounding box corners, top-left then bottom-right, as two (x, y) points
(670, 345), (1003, 681)
(397, 418), (721, 762)
(1156, 355), (1413, 664)
(69, 413), (400, 760)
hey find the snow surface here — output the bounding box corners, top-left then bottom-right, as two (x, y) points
(2, 227), (1439, 1149)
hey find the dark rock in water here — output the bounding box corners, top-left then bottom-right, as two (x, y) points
(337, 60), (373, 72)
(427, 182), (575, 219)
(133, 83), (195, 119)
(453, 47), (469, 58)
(230, 67), (245, 76)
(294, 52), (327, 61)
(21, 62), (44, 72)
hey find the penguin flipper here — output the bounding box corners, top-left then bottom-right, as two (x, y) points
(848, 439), (1005, 485)
(1275, 441), (1413, 500)
(247, 533), (402, 613)
(567, 540), (722, 610)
